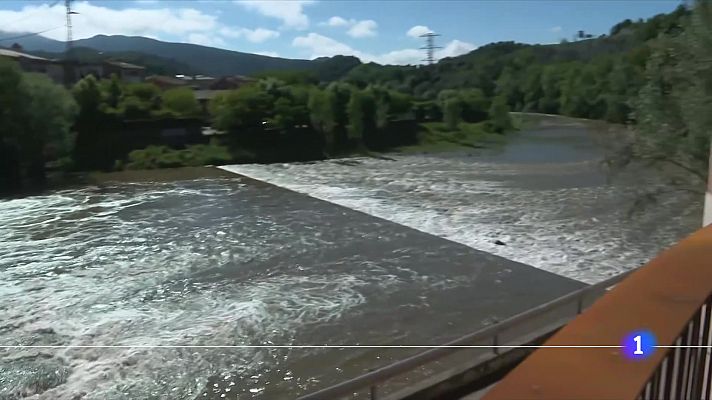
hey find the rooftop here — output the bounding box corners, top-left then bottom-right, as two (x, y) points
(104, 60), (145, 70)
(0, 48), (52, 62)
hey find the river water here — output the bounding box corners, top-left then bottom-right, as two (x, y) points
(0, 117), (702, 399)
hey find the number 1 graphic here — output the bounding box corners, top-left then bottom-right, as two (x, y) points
(634, 335), (643, 355)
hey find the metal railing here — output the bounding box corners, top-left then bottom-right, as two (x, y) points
(481, 225), (712, 400)
(637, 295), (712, 400)
(298, 270), (633, 400)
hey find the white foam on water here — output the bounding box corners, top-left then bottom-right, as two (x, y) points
(1, 181), (431, 399)
(221, 154), (700, 284)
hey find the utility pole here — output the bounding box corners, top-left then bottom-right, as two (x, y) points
(63, 0), (78, 85)
(419, 32), (442, 65)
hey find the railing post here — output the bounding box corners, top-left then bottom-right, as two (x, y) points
(493, 333), (500, 355)
(704, 147), (712, 226)
(370, 384), (377, 400)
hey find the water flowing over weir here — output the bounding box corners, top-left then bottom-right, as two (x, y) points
(0, 118), (701, 399)
(220, 119), (701, 284)
(0, 176), (581, 399)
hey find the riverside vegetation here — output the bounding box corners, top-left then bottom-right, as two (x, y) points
(0, 1), (710, 194)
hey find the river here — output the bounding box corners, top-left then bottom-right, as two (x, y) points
(0, 116), (702, 399)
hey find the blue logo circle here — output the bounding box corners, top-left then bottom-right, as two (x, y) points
(622, 330), (657, 360)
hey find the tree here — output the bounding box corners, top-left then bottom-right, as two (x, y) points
(489, 95), (512, 133)
(22, 74), (78, 178)
(162, 87), (201, 117)
(630, 0), (712, 189)
(121, 82), (161, 119)
(443, 97), (463, 131)
(210, 84), (272, 132)
(72, 75), (102, 115)
(0, 62), (77, 188)
(459, 88), (489, 122)
(347, 89), (375, 143)
(0, 59), (29, 191)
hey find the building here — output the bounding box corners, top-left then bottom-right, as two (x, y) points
(145, 75), (189, 90)
(1, 44), (147, 85)
(210, 75), (254, 90)
(102, 60), (145, 83)
(0, 47), (64, 83)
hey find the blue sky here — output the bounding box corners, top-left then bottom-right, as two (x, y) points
(0, 0), (683, 64)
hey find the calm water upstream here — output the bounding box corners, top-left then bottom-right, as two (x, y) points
(0, 116), (702, 399)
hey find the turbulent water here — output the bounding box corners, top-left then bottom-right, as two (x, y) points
(222, 118), (702, 284)
(0, 117), (702, 399)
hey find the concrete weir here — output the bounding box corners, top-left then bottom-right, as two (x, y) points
(209, 167), (585, 399)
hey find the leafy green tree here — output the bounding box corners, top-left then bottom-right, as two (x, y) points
(210, 84), (273, 132)
(631, 0), (712, 188)
(459, 88), (489, 122)
(72, 75), (102, 115)
(162, 87), (201, 117)
(252, 70), (318, 85)
(443, 97), (463, 131)
(346, 89), (374, 142)
(0, 62), (77, 187)
(489, 95), (512, 133)
(99, 74), (123, 109)
(22, 74), (78, 174)
(120, 82), (161, 119)
(0, 59), (29, 190)
(308, 88), (337, 134)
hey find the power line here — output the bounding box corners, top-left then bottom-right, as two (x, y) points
(0, 26), (62, 42)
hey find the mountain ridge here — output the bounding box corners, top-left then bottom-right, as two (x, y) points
(0, 31), (361, 78)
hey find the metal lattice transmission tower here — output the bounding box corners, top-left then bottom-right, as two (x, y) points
(65, 0), (75, 54)
(419, 32), (442, 65)
(63, 0), (78, 85)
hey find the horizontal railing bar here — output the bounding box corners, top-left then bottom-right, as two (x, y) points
(298, 271), (633, 400)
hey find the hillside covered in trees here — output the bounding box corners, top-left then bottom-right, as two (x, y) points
(342, 5), (690, 124)
(1, 2), (710, 195)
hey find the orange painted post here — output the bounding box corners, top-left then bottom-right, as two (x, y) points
(705, 148), (712, 226)
(483, 225), (712, 400)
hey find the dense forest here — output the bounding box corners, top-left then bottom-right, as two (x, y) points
(0, 2), (710, 195)
(343, 5), (690, 123)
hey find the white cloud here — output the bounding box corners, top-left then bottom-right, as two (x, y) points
(406, 25), (432, 38)
(347, 20), (377, 38)
(235, 0), (313, 30)
(188, 33), (226, 48)
(0, 2), (218, 41)
(243, 28), (280, 43)
(550, 26), (563, 33)
(292, 33), (475, 65)
(320, 16), (378, 38)
(292, 33), (353, 58)
(437, 39), (476, 59)
(375, 48), (423, 65)
(324, 16), (349, 27)
(0, 2), (282, 49)
(219, 27), (279, 43)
